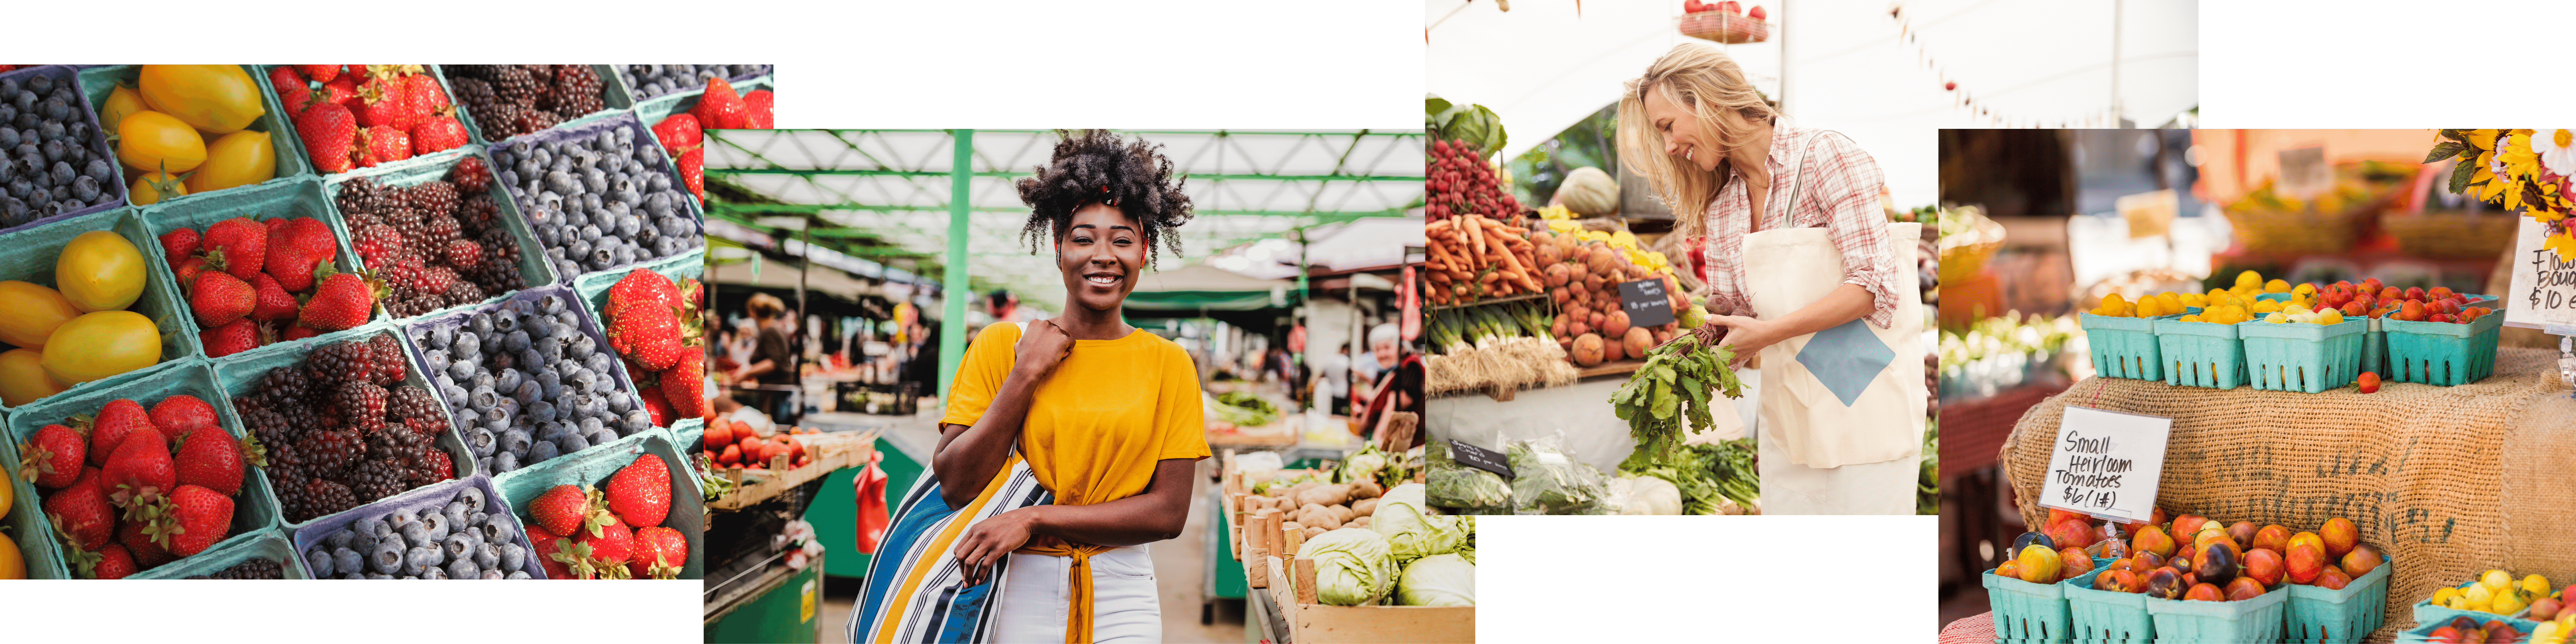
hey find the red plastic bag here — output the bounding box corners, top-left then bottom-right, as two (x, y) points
(853, 450), (891, 554)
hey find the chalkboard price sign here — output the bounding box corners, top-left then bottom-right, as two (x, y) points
(1449, 439), (1513, 479)
(1619, 279), (1676, 327)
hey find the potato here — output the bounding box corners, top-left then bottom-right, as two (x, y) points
(1304, 484), (1356, 507)
(1287, 480), (1319, 500)
(1302, 526), (1327, 540)
(1299, 504), (1343, 530)
(1350, 516), (1371, 529)
(1350, 479), (1383, 500)
(1352, 498), (1379, 517)
(1327, 504), (1355, 523)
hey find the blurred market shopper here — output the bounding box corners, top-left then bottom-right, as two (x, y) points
(852, 130), (1210, 643)
(1357, 322), (1424, 449)
(1616, 42), (1927, 515)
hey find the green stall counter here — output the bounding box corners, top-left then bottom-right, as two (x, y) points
(705, 554), (824, 643)
(804, 436), (925, 578)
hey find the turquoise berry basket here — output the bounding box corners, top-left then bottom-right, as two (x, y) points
(2285, 554), (2390, 643)
(136, 176), (377, 361)
(0, 207), (198, 408)
(2143, 583), (2291, 643)
(6, 359), (282, 578)
(2064, 568), (2155, 643)
(78, 65), (311, 206)
(2381, 313), (2504, 386)
(2153, 317), (2248, 390)
(132, 526), (310, 579)
(492, 429), (702, 579)
(2079, 313), (2170, 382)
(209, 323), (475, 529)
(1987, 567), (2076, 643)
(2396, 613), (2539, 643)
(2238, 317), (2366, 393)
(2409, 578), (2533, 631)
(2359, 317), (2386, 381)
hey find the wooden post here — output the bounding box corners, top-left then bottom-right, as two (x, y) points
(1282, 524), (1306, 558)
(1293, 557), (1319, 605)
(1246, 543), (1269, 588)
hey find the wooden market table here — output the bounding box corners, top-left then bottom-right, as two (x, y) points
(1998, 347), (2575, 640)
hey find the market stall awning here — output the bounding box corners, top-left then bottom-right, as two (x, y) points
(1126, 262), (1295, 311)
(705, 257), (877, 302)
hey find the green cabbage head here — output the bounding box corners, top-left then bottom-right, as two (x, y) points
(1397, 553), (1476, 607)
(1302, 528), (1396, 606)
(1373, 483), (1466, 561)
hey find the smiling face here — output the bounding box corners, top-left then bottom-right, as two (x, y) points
(1642, 85), (1728, 173)
(1056, 201), (1146, 312)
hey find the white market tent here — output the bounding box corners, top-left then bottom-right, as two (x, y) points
(1426, 0), (2198, 207)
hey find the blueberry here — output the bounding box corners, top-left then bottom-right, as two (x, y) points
(500, 542), (528, 570)
(494, 396), (519, 420)
(505, 329), (530, 353)
(506, 570), (531, 580)
(399, 521), (429, 546)
(501, 426), (533, 452)
(527, 399), (558, 424)
(605, 392), (633, 414)
(447, 359), (478, 383)
(325, 529), (357, 551)
(468, 313), (493, 337)
(333, 547), (363, 576)
(493, 451), (519, 473)
(425, 349), (450, 374)
(624, 410), (655, 433)
(22, 75), (48, 95)
(558, 433), (588, 453)
(48, 160), (72, 184)
(537, 371), (562, 399)
(469, 510), (490, 527)
(528, 440), (558, 462)
(452, 331), (481, 356)
(468, 385), (498, 412)
(356, 517), (392, 539)
(372, 538), (407, 574)
(494, 368), (523, 394)
(405, 547), (440, 576)
(81, 158), (108, 184)
(466, 427), (496, 456)
(443, 532), (476, 561)
(513, 379), (542, 405)
(369, 573), (394, 580)
(70, 176), (97, 202)
(447, 559), (479, 579)
(577, 416), (606, 438)
(443, 501), (472, 529)
(590, 428), (619, 444)
(307, 546), (336, 577)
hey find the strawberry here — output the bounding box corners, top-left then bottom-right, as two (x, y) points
(84, 399), (154, 467)
(355, 125), (413, 168)
(294, 101), (358, 174)
(743, 89), (773, 129)
(679, 147), (704, 200)
(529, 525), (575, 579)
(117, 510), (175, 569)
(283, 323), (321, 342)
(19, 422), (84, 489)
(200, 317), (262, 357)
(150, 396), (220, 445)
(172, 256), (210, 288)
(651, 113), (703, 153)
(44, 479), (115, 551)
(248, 272), (299, 321)
(640, 387), (673, 426)
(607, 270), (692, 370)
(693, 77), (749, 130)
(91, 544), (138, 579)
(278, 84), (317, 116)
(320, 75), (362, 111)
(629, 526), (688, 579)
(297, 268), (384, 332)
(576, 513), (635, 569)
(529, 484), (604, 537)
(663, 351), (706, 418)
(100, 424), (176, 512)
(189, 271), (257, 328)
(411, 111), (468, 154)
(150, 484), (233, 556)
(157, 228), (202, 266)
(266, 66), (307, 96)
(171, 425), (251, 497)
(354, 76), (409, 130)
(605, 454), (671, 528)
(402, 73), (446, 117)
(298, 64), (342, 84)
(267, 217), (338, 292)
(201, 216), (268, 280)
(262, 216), (292, 243)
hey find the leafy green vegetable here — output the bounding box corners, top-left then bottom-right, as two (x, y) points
(1374, 483), (1469, 562)
(1208, 390), (1279, 427)
(1396, 553), (1476, 607)
(1622, 439), (1758, 515)
(1609, 329), (1747, 472)
(1506, 439), (1609, 515)
(1427, 96), (1506, 158)
(1424, 440), (1511, 512)
(1302, 528), (1397, 606)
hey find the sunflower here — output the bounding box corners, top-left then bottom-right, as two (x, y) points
(2547, 229), (2576, 261)
(2485, 130), (2544, 207)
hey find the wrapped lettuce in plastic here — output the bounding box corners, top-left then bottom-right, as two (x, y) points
(1373, 482), (1467, 562)
(1507, 437), (1609, 515)
(1425, 439), (1510, 512)
(1396, 553), (1476, 606)
(1616, 474), (1684, 515)
(1302, 528), (1397, 606)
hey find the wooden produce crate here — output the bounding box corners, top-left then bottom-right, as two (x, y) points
(1253, 539), (1474, 643)
(707, 431), (877, 510)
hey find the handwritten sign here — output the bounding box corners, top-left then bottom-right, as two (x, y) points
(2504, 217), (2576, 333)
(1449, 439), (1513, 479)
(1618, 279), (1676, 327)
(2040, 406), (2172, 523)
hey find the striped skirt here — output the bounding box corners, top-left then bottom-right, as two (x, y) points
(850, 454), (1054, 643)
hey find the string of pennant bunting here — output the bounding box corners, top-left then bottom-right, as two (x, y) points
(1890, 1), (2119, 128)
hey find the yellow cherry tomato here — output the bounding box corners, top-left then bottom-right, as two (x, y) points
(56, 230), (146, 313)
(0, 531), (21, 580)
(98, 84), (148, 136)
(185, 130), (275, 194)
(0, 348), (65, 407)
(136, 64), (264, 134)
(2236, 270), (2263, 288)
(41, 310), (160, 385)
(0, 281), (81, 348)
(128, 171), (188, 205)
(2265, 278), (2291, 293)
(117, 110), (207, 174)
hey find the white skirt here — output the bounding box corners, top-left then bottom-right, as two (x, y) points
(1756, 421), (1919, 515)
(990, 542), (1161, 643)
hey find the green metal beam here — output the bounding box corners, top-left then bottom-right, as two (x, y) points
(709, 168), (1422, 182)
(939, 129), (972, 402)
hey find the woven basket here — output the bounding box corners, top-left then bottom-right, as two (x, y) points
(2383, 210), (2520, 259)
(1677, 12), (1769, 44)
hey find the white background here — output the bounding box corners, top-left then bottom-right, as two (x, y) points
(10, 1), (2576, 643)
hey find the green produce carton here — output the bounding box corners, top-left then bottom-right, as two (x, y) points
(138, 176), (376, 363)
(0, 207), (199, 411)
(210, 323), (473, 529)
(494, 429), (702, 579)
(7, 359), (283, 578)
(320, 144), (557, 321)
(78, 65), (311, 205)
(251, 64), (462, 177)
(132, 526), (309, 579)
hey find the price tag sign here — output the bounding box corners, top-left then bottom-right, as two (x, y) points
(1618, 279), (1677, 327)
(2277, 146), (2330, 201)
(1449, 439), (1513, 479)
(2039, 406), (2172, 523)
(2504, 217), (2576, 331)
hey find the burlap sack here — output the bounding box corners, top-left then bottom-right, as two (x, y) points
(2001, 347), (2571, 640)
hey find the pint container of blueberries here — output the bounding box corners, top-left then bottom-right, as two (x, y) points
(482, 113), (705, 285)
(618, 64), (773, 103)
(288, 474), (546, 579)
(0, 65), (127, 229)
(134, 527), (313, 579)
(399, 283), (653, 479)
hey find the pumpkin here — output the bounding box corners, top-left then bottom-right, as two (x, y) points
(1558, 166), (1620, 216)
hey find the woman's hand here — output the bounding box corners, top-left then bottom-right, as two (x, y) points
(1707, 314), (1780, 369)
(954, 506), (1043, 586)
(1014, 319), (1075, 383)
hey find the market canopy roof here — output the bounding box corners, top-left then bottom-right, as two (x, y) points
(700, 129), (1426, 310)
(1125, 262), (1296, 311)
(1427, 0), (2196, 207)
(704, 254), (878, 302)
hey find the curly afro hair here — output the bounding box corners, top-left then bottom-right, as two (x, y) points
(1015, 129), (1194, 269)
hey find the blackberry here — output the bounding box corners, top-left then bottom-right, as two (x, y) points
(546, 65), (604, 116)
(369, 334), (408, 385)
(508, 109), (560, 138)
(367, 421), (431, 465)
(271, 469), (312, 520)
(408, 181), (460, 217)
(298, 428), (362, 478)
(351, 458), (408, 501)
(426, 214), (462, 246)
(390, 386), (440, 424)
(242, 405), (297, 455)
(462, 195), (499, 227)
(448, 156), (492, 193)
(259, 365), (313, 410)
(187, 558), (286, 580)
(337, 177), (395, 215)
(474, 103), (525, 137)
(338, 380), (389, 433)
(387, 207), (429, 249)
(306, 477), (361, 517)
(447, 280), (489, 306)
(308, 341), (377, 385)
(491, 66), (541, 108)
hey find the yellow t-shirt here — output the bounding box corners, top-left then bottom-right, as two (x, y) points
(941, 323), (1211, 506)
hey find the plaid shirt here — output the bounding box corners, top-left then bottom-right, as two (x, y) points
(1699, 124), (1900, 329)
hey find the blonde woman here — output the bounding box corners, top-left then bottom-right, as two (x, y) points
(1616, 42), (1925, 515)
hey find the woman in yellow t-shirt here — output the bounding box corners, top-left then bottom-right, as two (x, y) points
(928, 130), (1210, 643)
